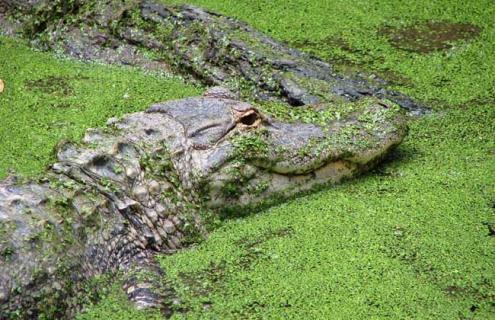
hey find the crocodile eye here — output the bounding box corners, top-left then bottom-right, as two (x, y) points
(240, 112), (258, 126)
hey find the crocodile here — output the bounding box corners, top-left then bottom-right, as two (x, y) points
(0, 87), (407, 318)
(1, 0), (427, 114)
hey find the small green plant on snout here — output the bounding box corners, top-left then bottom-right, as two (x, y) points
(217, 130), (270, 199)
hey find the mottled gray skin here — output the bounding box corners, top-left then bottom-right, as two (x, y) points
(0, 88), (407, 319)
(1, 0), (426, 114)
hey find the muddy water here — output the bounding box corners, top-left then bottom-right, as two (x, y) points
(379, 21), (481, 53)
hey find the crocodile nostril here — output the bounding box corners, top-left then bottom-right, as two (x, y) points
(240, 112), (258, 126)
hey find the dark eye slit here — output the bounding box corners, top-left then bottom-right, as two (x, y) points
(240, 113), (258, 126)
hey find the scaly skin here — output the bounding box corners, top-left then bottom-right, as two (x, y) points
(1, 0), (427, 114)
(0, 88), (407, 319)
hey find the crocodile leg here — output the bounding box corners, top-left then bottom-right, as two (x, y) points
(121, 252), (177, 315)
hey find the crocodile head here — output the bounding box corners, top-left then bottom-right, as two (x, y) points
(146, 87), (407, 214)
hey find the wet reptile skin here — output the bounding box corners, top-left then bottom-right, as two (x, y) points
(0, 88), (407, 318)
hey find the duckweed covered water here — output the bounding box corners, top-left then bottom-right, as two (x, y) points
(0, 0), (493, 319)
